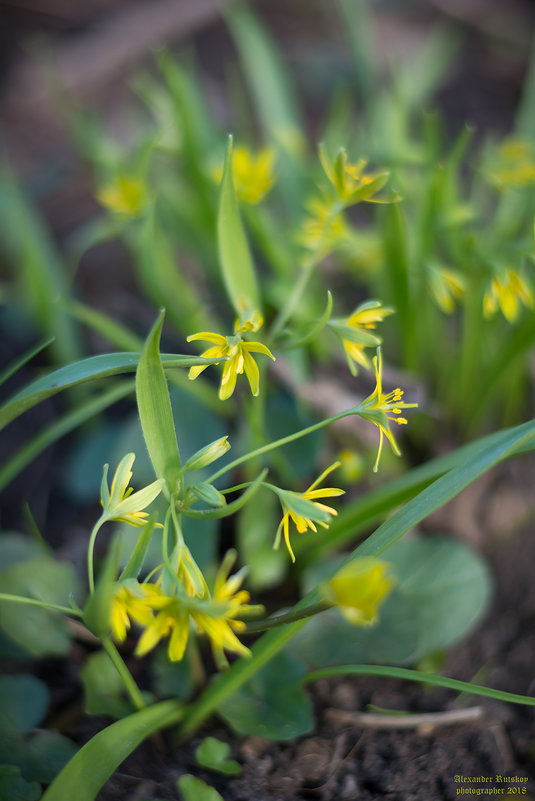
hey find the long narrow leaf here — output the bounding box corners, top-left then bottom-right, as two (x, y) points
(297, 422), (535, 564)
(41, 700), (183, 801)
(305, 665), (535, 707)
(0, 382), (134, 492)
(218, 135), (260, 314)
(135, 310), (181, 494)
(0, 352), (220, 432)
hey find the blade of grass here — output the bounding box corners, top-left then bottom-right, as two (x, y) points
(304, 665), (535, 707)
(0, 352), (221, 431)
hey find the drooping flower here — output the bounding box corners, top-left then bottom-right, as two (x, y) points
(331, 300), (394, 375)
(322, 557), (393, 626)
(297, 196), (350, 257)
(483, 267), (533, 324)
(136, 594), (191, 662)
(192, 550), (262, 668)
(359, 349), (418, 472)
(274, 463), (345, 562)
(213, 146), (276, 205)
(110, 580), (163, 642)
(100, 453), (164, 527)
(187, 318), (275, 400)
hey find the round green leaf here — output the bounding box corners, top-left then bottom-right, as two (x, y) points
(217, 652), (313, 740)
(0, 675), (49, 734)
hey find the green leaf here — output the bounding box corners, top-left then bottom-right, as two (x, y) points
(135, 310), (181, 494)
(195, 737), (241, 776)
(0, 338), (55, 390)
(0, 765), (40, 801)
(41, 700), (183, 801)
(151, 645), (194, 701)
(237, 488), (287, 590)
(0, 558), (80, 657)
(305, 665), (535, 707)
(217, 652), (313, 740)
(0, 675), (48, 734)
(177, 775), (224, 801)
(0, 732), (78, 785)
(218, 135), (260, 314)
(385, 535), (492, 659)
(80, 650), (133, 719)
(0, 351), (217, 432)
(0, 382), (134, 493)
(292, 536), (491, 667)
(119, 516), (157, 581)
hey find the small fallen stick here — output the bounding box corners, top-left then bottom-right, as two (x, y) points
(326, 706), (485, 732)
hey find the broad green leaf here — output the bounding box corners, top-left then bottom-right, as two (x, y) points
(0, 557), (80, 657)
(0, 352), (218, 432)
(291, 536), (490, 667)
(135, 310), (181, 494)
(177, 775), (224, 801)
(80, 650), (133, 718)
(0, 765), (40, 801)
(41, 700), (183, 801)
(218, 135), (260, 314)
(151, 645), (194, 701)
(195, 737), (241, 776)
(0, 732), (78, 785)
(0, 675), (48, 734)
(217, 652), (313, 740)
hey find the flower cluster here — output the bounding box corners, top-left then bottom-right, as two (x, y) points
(111, 550), (261, 668)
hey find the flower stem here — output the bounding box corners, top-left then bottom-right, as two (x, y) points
(206, 407), (361, 484)
(102, 637), (146, 711)
(0, 593), (82, 616)
(244, 601), (332, 633)
(87, 517), (105, 594)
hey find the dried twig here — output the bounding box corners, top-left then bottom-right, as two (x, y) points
(326, 706), (485, 731)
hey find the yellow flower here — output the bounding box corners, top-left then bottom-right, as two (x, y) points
(192, 550), (261, 668)
(100, 453), (164, 527)
(136, 593), (191, 662)
(175, 543), (209, 599)
(322, 557), (393, 626)
(486, 138), (535, 189)
(483, 268), (533, 324)
(318, 144), (392, 205)
(359, 349), (418, 472)
(96, 174), (149, 216)
(110, 581), (162, 643)
(297, 196), (350, 256)
(187, 319), (275, 400)
(274, 463), (345, 562)
(213, 146), (276, 204)
(332, 300), (394, 375)
(134, 552), (261, 666)
(427, 265), (465, 314)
